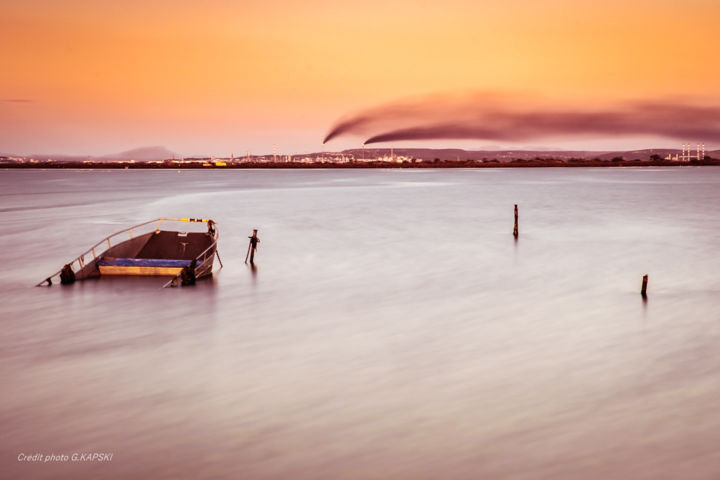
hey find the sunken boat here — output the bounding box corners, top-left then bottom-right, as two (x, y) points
(38, 218), (221, 288)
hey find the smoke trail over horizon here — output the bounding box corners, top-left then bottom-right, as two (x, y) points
(322, 92), (515, 144)
(322, 92), (720, 146)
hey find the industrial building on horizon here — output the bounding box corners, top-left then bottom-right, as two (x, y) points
(666, 143), (705, 161)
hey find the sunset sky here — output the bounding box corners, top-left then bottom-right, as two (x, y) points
(2, 0), (719, 156)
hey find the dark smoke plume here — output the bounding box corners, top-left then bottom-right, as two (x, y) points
(322, 92), (720, 145)
(321, 93), (463, 144)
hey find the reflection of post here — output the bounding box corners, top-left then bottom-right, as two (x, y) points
(245, 229), (260, 265)
(513, 204), (519, 238)
(641, 274), (648, 297)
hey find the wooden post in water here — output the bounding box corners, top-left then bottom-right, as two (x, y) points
(60, 264), (75, 285)
(513, 204), (519, 238)
(641, 274), (648, 297)
(245, 229), (260, 265)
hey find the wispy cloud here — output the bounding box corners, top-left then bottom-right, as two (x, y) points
(1, 99), (33, 103)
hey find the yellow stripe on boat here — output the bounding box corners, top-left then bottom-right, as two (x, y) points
(98, 265), (185, 276)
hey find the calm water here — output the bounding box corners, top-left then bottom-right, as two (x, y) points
(1, 167), (719, 479)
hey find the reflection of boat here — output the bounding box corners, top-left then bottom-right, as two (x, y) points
(38, 218), (222, 288)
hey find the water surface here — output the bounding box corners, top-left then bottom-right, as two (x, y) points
(1, 167), (719, 479)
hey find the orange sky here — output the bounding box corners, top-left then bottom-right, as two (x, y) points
(1, 0), (719, 155)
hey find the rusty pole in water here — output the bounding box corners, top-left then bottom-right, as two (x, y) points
(246, 229), (260, 265)
(641, 274), (648, 297)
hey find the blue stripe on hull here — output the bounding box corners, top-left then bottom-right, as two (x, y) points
(98, 258), (204, 268)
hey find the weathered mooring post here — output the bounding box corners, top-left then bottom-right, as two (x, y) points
(641, 274), (648, 297)
(181, 258), (197, 286)
(60, 264), (75, 285)
(245, 229), (260, 265)
(513, 204), (519, 238)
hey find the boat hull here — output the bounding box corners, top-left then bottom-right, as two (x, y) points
(40, 218), (219, 287)
(97, 256), (209, 277)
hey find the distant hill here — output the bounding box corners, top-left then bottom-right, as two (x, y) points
(2, 146), (177, 162)
(100, 146), (176, 161)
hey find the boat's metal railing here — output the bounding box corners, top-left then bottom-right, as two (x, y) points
(37, 218), (219, 287)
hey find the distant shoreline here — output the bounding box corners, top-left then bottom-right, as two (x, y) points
(2, 159), (719, 169)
